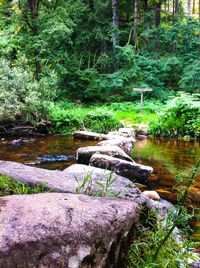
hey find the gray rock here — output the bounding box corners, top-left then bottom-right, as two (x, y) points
(108, 128), (135, 139)
(0, 193), (140, 268)
(76, 145), (133, 165)
(0, 161), (148, 206)
(74, 131), (107, 141)
(118, 128), (136, 138)
(132, 124), (149, 137)
(98, 137), (135, 156)
(89, 154), (153, 183)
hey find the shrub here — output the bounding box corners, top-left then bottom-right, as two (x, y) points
(127, 160), (200, 267)
(150, 92), (200, 138)
(0, 58), (57, 124)
(49, 102), (121, 134)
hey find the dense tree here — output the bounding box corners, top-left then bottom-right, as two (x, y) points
(0, 0), (200, 106)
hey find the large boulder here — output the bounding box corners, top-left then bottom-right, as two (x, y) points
(74, 131), (107, 141)
(76, 145), (133, 165)
(0, 161), (148, 206)
(0, 193), (140, 268)
(89, 154), (153, 183)
(98, 137), (135, 156)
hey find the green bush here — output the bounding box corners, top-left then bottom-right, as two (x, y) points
(128, 160), (200, 267)
(0, 59), (57, 124)
(48, 101), (121, 134)
(150, 92), (200, 138)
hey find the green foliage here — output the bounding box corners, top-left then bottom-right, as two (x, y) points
(127, 160), (200, 267)
(0, 175), (47, 196)
(0, 58), (56, 124)
(179, 60), (200, 93)
(75, 171), (121, 197)
(150, 92), (200, 138)
(0, 0), (200, 131)
(48, 101), (121, 134)
(128, 224), (192, 267)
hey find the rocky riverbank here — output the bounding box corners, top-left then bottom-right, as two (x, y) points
(0, 128), (198, 267)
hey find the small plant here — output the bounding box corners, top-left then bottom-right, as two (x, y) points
(94, 171), (121, 198)
(0, 175), (48, 196)
(75, 171), (121, 198)
(127, 159), (200, 268)
(75, 172), (93, 195)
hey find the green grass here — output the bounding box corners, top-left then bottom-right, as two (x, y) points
(48, 100), (163, 134)
(0, 175), (47, 196)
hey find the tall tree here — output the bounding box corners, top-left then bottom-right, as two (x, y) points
(112, 0), (119, 47)
(155, 0), (162, 27)
(192, 0), (195, 13)
(133, 0), (138, 44)
(188, 0), (191, 17)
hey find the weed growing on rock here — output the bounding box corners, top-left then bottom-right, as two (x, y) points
(75, 171), (121, 198)
(127, 159), (200, 268)
(0, 175), (48, 196)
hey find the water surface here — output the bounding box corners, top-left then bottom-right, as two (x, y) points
(0, 136), (199, 240)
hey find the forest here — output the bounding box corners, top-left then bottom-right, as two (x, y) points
(0, 1), (200, 267)
(0, 0), (200, 138)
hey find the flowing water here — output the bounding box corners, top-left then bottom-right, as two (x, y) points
(0, 136), (199, 241)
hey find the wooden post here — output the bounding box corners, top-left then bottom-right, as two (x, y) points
(133, 88), (153, 113)
(140, 91), (143, 113)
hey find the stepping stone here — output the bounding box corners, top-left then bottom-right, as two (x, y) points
(89, 154), (153, 183)
(76, 146), (133, 165)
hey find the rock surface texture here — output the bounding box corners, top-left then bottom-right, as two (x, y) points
(76, 145), (133, 165)
(74, 131), (107, 141)
(108, 128), (136, 138)
(98, 137), (135, 156)
(89, 154), (153, 182)
(0, 193), (140, 268)
(0, 161), (149, 206)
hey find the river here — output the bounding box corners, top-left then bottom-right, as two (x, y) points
(0, 136), (199, 242)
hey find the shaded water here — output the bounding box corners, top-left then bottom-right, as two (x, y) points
(0, 136), (97, 169)
(133, 138), (200, 242)
(0, 136), (199, 240)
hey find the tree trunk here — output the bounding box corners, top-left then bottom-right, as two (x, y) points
(172, 0), (175, 14)
(164, 0), (167, 12)
(175, 0), (179, 14)
(126, 0), (130, 21)
(112, 0), (119, 47)
(192, 0), (195, 13)
(144, 0), (148, 12)
(155, 0), (161, 27)
(28, 0), (40, 20)
(188, 0), (191, 17)
(28, 0), (41, 79)
(132, 0), (138, 44)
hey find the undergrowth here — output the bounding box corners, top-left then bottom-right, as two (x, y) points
(150, 92), (200, 139)
(0, 175), (47, 196)
(48, 100), (162, 134)
(127, 160), (200, 268)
